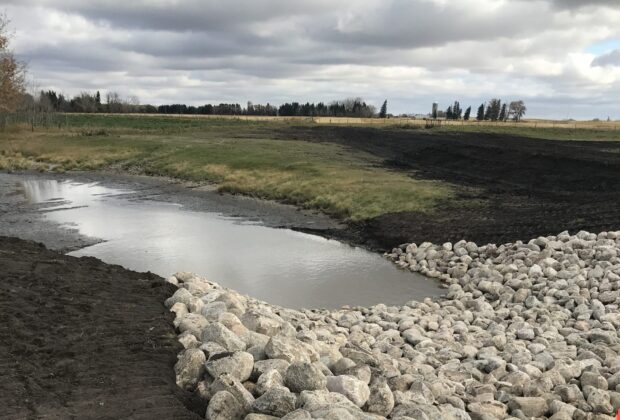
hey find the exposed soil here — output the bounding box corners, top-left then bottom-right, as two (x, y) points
(0, 236), (203, 419)
(279, 125), (620, 249)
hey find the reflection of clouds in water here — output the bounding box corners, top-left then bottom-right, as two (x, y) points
(24, 178), (441, 308)
(20, 179), (128, 210)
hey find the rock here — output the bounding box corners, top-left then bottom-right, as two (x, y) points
(516, 327), (535, 340)
(242, 310), (286, 336)
(332, 357), (357, 375)
(281, 409), (312, 419)
(202, 322), (246, 352)
(366, 377), (394, 416)
(581, 370), (608, 390)
(165, 287), (194, 308)
(164, 231), (620, 420)
(210, 373), (255, 410)
(252, 359), (291, 381)
(467, 401), (507, 419)
(264, 335), (318, 364)
(507, 397), (548, 417)
(585, 386), (613, 414)
(177, 313), (209, 339)
(174, 348), (205, 391)
(205, 351), (254, 382)
(284, 362), (327, 393)
(178, 331), (201, 349)
(244, 414), (279, 420)
(296, 389), (357, 412)
(206, 390), (247, 420)
(256, 369), (285, 395)
(326, 375), (370, 407)
(251, 387), (297, 417)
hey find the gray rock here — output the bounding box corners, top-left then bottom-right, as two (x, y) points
(252, 387), (297, 417)
(177, 313), (209, 339)
(202, 322), (246, 352)
(206, 390), (247, 420)
(174, 348), (205, 391)
(205, 351), (254, 382)
(256, 369), (285, 395)
(252, 359), (291, 381)
(326, 375), (370, 407)
(209, 373), (255, 410)
(284, 362), (327, 393)
(264, 335), (318, 364)
(366, 377), (394, 416)
(507, 397), (548, 417)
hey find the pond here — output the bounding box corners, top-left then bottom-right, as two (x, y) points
(12, 177), (442, 308)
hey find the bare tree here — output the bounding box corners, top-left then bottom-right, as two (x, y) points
(0, 14), (26, 113)
(509, 100), (527, 122)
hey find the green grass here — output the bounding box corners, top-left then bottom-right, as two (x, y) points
(0, 116), (453, 220)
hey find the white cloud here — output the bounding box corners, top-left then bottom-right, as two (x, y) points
(4, 0), (620, 119)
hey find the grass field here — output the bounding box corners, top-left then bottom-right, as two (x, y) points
(0, 115), (453, 220)
(1, 114), (618, 222)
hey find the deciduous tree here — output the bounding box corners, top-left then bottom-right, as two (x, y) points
(0, 15), (26, 113)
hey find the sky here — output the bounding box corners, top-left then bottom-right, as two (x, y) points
(3, 0), (620, 119)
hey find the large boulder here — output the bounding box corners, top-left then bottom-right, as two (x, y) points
(205, 351), (254, 382)
(326, 375), (370, 407)
(174, 348), (205, 391)
(265, 335), (318, 364)
(177, 313), (209, 339)
(206, 390), (247, 420)
(202, 322), (246, 352)
(366, 377), (394, 416)
(252, 387), (297, 417)
(284, 362), (327, 393)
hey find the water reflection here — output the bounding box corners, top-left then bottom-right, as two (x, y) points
(18, 178), (442, 308)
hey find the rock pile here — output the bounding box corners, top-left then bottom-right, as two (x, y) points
(167, 230), (620, 419)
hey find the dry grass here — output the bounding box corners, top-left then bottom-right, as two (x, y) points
(0, 119), (454, 220)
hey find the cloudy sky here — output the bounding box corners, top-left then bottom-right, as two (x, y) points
(4, 0), (620, 119)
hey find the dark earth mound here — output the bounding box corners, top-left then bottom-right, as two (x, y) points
(0, 236), (202, 420)
(280, 126), (620, 249)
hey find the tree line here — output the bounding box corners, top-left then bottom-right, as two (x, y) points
(34, 91), (384, 118)
(434, 99), (527, 122)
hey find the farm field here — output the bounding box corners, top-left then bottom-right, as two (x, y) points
(1, 114), (620, 249)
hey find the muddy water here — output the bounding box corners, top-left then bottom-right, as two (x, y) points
(10, 177), (442, 308)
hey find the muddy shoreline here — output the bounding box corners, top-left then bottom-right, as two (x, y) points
(0, 170), (344, 253)
(0, 236), (204, 419)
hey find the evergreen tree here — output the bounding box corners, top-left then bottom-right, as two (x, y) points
(379, 100), (387, 118)
(453, 101), (462, 119)
(446, 106), (453, 120)
(499, 103), (507, 121)
(476, 104), (485, 121)
(463, 106), (471, 121)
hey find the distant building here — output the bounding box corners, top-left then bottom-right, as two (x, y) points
(431, 103), (438, 119)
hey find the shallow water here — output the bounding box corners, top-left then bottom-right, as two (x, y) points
(15, 178), (442, 308)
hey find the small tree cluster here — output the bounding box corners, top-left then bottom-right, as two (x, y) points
(473, 100), (527, 122)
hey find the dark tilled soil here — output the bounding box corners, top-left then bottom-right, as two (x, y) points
(280, 126), (620, 249)
(0, 236), (202, 420)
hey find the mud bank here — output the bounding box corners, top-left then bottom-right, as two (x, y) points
(0, 236), (202, 419)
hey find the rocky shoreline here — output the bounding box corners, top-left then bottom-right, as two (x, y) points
(167, 230), (620, 419)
